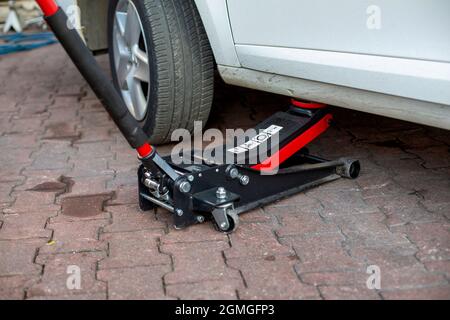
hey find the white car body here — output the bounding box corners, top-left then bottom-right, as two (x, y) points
(74, 0), (450, 129)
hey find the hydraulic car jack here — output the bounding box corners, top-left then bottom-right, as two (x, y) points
(36, 0), (360, 233)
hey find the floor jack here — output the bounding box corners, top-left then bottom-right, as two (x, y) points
(36, 0), (360, 233)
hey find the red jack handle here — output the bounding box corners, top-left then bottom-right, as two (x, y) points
(35, 1), (179, 180)
(35, 0), (153, 157)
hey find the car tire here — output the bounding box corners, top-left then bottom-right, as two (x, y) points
(107, 0), (214, 144)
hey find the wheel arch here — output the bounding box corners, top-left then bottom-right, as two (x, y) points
(192, 0), (240, 67)
(78, 0), (240, 66)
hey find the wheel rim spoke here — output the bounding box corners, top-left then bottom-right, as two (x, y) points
(113, 32), (130, 89)
(127, 75), (147, 120)
(115, 11), (127, 36)
(116, 58), (129, 89)
(133, 47), (149, 82)
(124, 3), (141, 47)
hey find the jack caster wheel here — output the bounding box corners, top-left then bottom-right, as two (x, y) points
(216, 209), (239, 233)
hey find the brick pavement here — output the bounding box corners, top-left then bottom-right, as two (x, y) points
(0, 45), (449, 300)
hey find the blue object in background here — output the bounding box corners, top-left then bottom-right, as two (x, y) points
(0, 32), (57, 55)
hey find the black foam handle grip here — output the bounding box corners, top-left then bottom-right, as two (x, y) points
(45, 8), (148, 149)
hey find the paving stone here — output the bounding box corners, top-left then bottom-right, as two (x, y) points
(381, 286), (450, 300)
(27, 292), (108, 300)
(308, 189), (379, 218)
(358, 175), (409, 199)
(74, 142), (111, 159)
(163, 241), (240, 285)
(349, 246), (418, 270)
(282, 234), (363, 273)
(0, 211), (52, 240)
(29, 252), (106, 298)
(319, 285), (380, 300)
(409, 146), (450, 169)
(397, 129), (443, 148)
(423, 260), (450, 278)
(393, 171), (450, 198)
(0, 133), (38, 150)
(276, 213), (339, 237)
(166, 280), (243, 300)
(106, 185), (138, 206)
(9, 117), (45, 134)
(0, 181), (19, 203)
(0, 239), (43, 276)
(108, 153), (140, 173)
(378, 264), (447, 290)
(238, 208), (273, 224)
(99, 230), (169, 269)
(76, 126), (113, 143)
(81, 111), (112, 128)
(161, 223), (227, 244)
(45, 107), (79, 125)
(0, 95), (18, 112)
(4, 189), (60, 215)
(69, 157), (114, 178)
(16, 173), (70, 193)
(384, 205), (444, 228)
(98, 265), (171, 300)
(267, 192), (323, 208)
(60, 193), (113, 219)
(0, 165), (24, 183)
(225, 222), (293, 259)
(414, 239), (450, 263)
(0, 275), (37, 300)
(299, 271), (367, 287)
(103, 204), (166, 233)
(31, 153), (71, 171)
(0, 148), (33, 166)
(80, 100), (104, 113)
(40, 219), (108, 254)
(228, 256), (319, 299)
(392, 222), (450, 243)
(329, 213), (411, 249)
(421, 201), (450, 219)
(60, 176), (112, 199)
(106, 171), (139, 189)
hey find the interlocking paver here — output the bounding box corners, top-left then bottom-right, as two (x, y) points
(319, 285), (380, 300)
(282, 233), (364, 273)
(97, 265), (171, 300)
(167, 280), (243, 300)
(99, 230), (170, 269)
(380, 286), (450, 300)
(161, 222), (227, 244)
(299, 271), (367, 287)
(40, 219), (108, 254)
(29, 252), (106, 298)
(0, 45), (449, 300)
(163, 241), (241, 285)
(103, 204), (166, 233)
(0, 211), (52, 240)
(0, 275), (36, 300)
(225, 222), (293, 259)
(0, 239), (43, 276)
(228, 256), (320, 299)
(276, 213), (339, 237)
